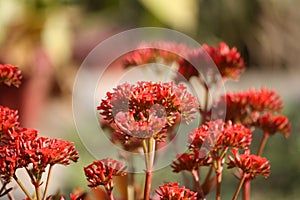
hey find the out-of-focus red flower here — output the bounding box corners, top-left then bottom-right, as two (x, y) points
(0, 64), (22, 87)
(123, 41), (187, 67)
(176, 42), (245, 82)
(188, 120), (252, 151)
(215, 87), (283, 126)
(98, 81), (199, 142)
(24, 137), (79, 174)
(227, 148), (270, 179)
(172, 150), (211, 173)
(155, 182), (197, 200)
(84, 158), (126, 189)
(258, 112), (291, 137)
(202, 42), (245, 80)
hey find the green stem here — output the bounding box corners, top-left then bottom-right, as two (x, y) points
(233, 174), (246, 200)
(143, 137), (156, 200)
(42, 165), (53, 200)
(13, 175), (32, 200)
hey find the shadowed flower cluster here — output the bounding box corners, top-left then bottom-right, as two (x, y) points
(0, 64), (22, 87)
(227, 149), (270, 179)
(155, 182), (198, 200)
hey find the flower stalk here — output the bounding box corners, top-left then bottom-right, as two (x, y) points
(142, 137), (156, 200)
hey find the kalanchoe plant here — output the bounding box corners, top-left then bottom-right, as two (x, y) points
(0, 64), (79, 200)
(87, 41), (291, 200)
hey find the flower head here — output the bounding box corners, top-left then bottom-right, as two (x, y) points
(84, 158), (126, 189)
(155, 182), (197, 200)
(215, 87), (283, 126)
(171, 150), (211, 173)
(24, 137), (79, 174)
(257, 113), (291, 137)
(0, 64), (22, 87)
(98, 81), (199, 141)
(188, 120), (252, 151)
(227, 148), (270, 179)
(202, 42), (245, 80)
(0, 106), (19, 135)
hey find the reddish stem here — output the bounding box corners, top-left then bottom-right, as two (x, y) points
(144, 171), (152, 200)
(243, 179), (250, 200)
(191, 170), (205, 199)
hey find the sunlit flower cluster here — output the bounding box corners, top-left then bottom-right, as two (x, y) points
(98, 81), (199, 142)
(155, 182), (198, 200)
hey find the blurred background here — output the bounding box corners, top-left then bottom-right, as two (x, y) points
(0, 0), (299, 199)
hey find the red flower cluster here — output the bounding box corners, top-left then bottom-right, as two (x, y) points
(0, 64), (22, 87)
(0, 106), (78, 186)
(176, 42), (245, 82)
(24, 137), (79, 175)
(98, 81), (199, 142)
(172, 150), (211, 173)
(188, 120), (252, 152)
(155, 182), (197, 200)
(227, 149), (270, 179)
(257, 113), (291, 137)
(84, 158), (126, 189)
(215, 87), (284, 126)
(123, 41), (187, 67)
(202, 42), (245, 80)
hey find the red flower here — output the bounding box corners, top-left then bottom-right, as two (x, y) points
(171, 150), (211, 173)
(98, 81), (199, 141)
(258, 113), (291, 137)
(0, 64), (22, 87)
(24, 137), (79, 174)
(0, 145), (18, 183)
(84, 158), (126, 189)
(227, 148), (270, 179)
(188, 120), (252, 151)
(202, 42), (245, 80)
(219, 121), (252, 149)
(0, 106), (19, 135)
(215, 87), (283, 126)
(123, 41), (187, 67)
(176, 42), (245, 82)
(155, 182), (197, 200)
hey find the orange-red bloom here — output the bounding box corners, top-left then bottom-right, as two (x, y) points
(172, 150), (211, 173)
(215, 87), (283, 126)
(258, 113), (291, 137)
(227, 149), (270, 179)
(84, 158), (126, 189)
(155, 182), (197, 200)
(98, 81), (199, 141)
(0, 64), (22, 87)
(188, 120), (252, 151)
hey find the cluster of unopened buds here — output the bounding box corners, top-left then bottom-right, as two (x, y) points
(0, 40), (291, 200)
